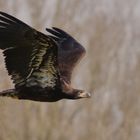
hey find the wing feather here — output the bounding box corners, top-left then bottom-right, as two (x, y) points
(26, 36), (59, 89)
(46, 27), (86, 84)
(0, 12), (59, 89)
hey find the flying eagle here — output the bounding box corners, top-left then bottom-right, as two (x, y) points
(0, 11), (91, 102)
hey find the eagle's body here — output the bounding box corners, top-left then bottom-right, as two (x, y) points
(0, 11), (91, 102)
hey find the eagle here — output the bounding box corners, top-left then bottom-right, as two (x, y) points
(0, 11), (91, 102)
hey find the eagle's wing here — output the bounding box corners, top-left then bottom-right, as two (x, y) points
(0, 12), (59, 89)
(46, 27), (86, 84)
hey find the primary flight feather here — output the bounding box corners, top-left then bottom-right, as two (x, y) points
(0, 11), (91, 102)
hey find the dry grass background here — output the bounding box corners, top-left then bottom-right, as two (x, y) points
(0, 0), (140, 140)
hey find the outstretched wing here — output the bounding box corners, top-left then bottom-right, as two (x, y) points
(0, 12), (59, 89)
(46, 27), (86, 84)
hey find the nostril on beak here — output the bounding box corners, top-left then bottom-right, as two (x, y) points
(78, 92), (91, 98)
(86, 92), (91, 98)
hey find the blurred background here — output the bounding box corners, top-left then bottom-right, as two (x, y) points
(0, 0), (140, 140)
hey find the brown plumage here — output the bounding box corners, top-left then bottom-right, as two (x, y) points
(0, 11), (91, 102)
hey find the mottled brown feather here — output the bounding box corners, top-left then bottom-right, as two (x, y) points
(46, 27), (86, 84)
(0, 11), (59, 89)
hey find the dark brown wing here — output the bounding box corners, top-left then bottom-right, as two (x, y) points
(46, 27), (86, 84)
(0, 12), (59, 89)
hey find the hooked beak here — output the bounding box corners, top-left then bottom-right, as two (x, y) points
(78, 92), (91, 98)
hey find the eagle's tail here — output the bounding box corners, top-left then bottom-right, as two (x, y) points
(0, 89), (18, 98)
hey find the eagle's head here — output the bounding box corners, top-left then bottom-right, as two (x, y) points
(61, 80), (91, 100)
